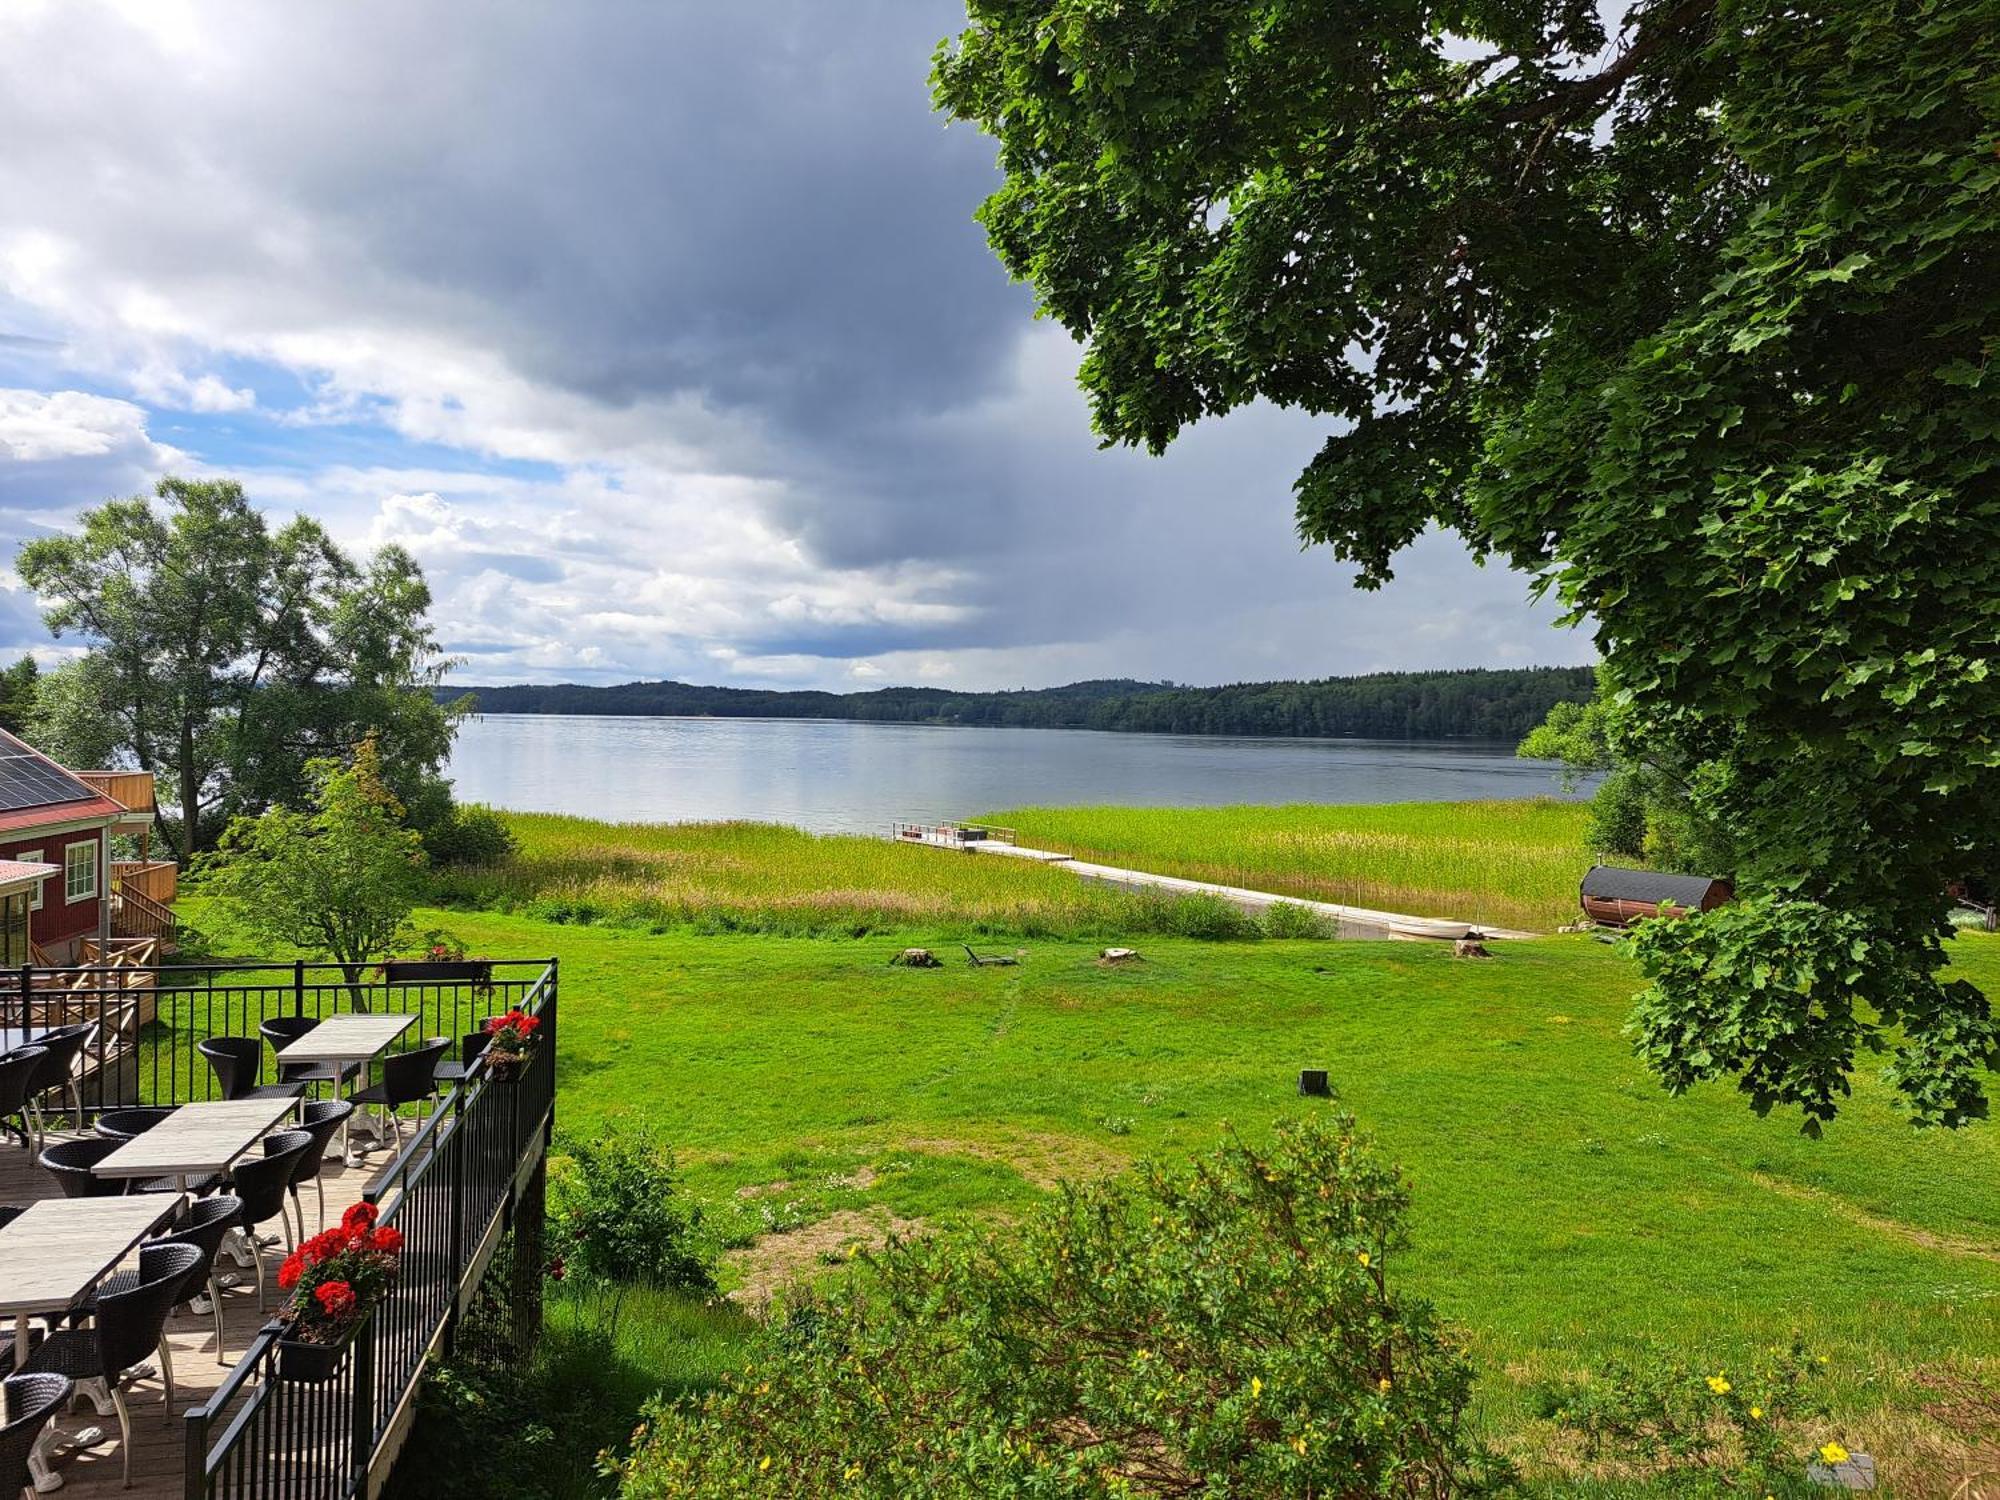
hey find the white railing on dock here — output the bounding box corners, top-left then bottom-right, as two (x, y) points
(890, 820), (1018, 848)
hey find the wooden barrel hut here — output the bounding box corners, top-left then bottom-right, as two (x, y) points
(1579, 865), (1733, 927)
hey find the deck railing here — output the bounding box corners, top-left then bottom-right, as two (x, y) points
(111, 859), (179, 905)
(179, 959), (557, 1500)
(77, 769), (157, 812)
(0, 958), (554, 1113)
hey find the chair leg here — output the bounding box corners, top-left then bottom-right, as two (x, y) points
(252, 1243), (267, 1312)
(209, 1273), (227, 1365)
(316, 1176), (326, 1234)
(158, 1334), (176, 1408)
(112, 1384), (131, 1488)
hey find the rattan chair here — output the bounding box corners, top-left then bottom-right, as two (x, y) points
(23, 1023), (94, 1148)
(20, 1241), (200, 1488)
(350, 1037), (451, 1149)
(287, 1100), (354, 1235)
(94, 1106), (173, 1142)
(1, 1371), (73, 1500)
(0, 1047), (46, 1152)
(230, 1132), (313, 1309)
(196, 1036), (306, 1103)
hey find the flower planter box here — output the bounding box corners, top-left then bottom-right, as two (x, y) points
(381, 959), (493, 986)
(277, 1317), (363, 1385)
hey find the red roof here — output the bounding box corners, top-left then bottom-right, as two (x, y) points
(0, 795), (125, 835)
(0, 728), (129, 834)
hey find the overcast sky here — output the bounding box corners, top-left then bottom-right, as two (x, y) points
(0, 0), (1591, 691)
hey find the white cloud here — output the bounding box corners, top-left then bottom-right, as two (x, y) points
(0, 2), (1594, 690)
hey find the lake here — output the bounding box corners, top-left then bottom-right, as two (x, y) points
(445, 714), (1579, 834)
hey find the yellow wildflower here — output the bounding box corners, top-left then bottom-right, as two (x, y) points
(1748, 1405), (1763, 1420)
(1378, 1378), (1392, 1393)
(1820, 1441), (1849, 1465)
(1357, 1251), (1371, 1267)
(843, 1465), (862, 1480)
(1291, 1436), (1307, 1455)
(758, 1456), (772, 1473)
(1706, 1374), (1731, 1395)
(1251, 1377), (1263, 1398)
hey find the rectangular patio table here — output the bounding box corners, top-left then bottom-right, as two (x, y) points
(92, 1095), (302, 1192)
(275, 1013), (417, 1164)
(0, 1194), (183, 1425)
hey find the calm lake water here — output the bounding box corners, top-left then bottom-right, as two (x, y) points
(445, 714), (1579, 835)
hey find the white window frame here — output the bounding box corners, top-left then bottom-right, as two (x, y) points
(19, 848), (43, 910)
(64, 839), (98, 904)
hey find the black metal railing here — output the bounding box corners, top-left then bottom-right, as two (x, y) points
(172, 959), (557, 1500)
(0, 957), (552, 1113)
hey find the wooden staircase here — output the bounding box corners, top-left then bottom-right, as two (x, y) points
(108, 860), (178, 952)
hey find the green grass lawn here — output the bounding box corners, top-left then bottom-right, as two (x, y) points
(366, 903), (1999, 1486)
(985, 798), (1597, 930)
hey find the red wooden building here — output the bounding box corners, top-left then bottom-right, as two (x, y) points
(0, 729), (174, 964)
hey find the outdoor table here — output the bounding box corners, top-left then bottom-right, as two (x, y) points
(275, 1013), (417, 1164)
(0, 1193), (182, 1444)
(92, 1096), (301, 1193)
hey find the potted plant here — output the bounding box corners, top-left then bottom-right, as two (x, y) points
(481, 1007), (541, 1080)
(276, 1201), (404, 1383)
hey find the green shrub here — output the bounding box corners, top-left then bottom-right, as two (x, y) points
(551, 1133), (715, 1294)
(1263, 900), (1333, 939)
(1532, 1336), (1838, 1493)
(425, 802), (519, 868)
(610, 1116), (1510, 1498)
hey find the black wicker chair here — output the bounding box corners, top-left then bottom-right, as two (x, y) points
(23, 1022), (94, 1148)
(1, 1371), (73, 1500)
(350, 1037), (451, 1150)
(287, 1100), (354, 1235)
(39, 1136), (123, 1199)
(0, 1047), (46, 1151)
(197, 1036), (307, 1103)
(0, 1205), (23, 1376)
(94, 1106), (174, 1142)
(432, 1029), (492, 1085)
(231, 1131), (313, 1309)
(40, 1134), (188, 1199)
(71, 1195), (244, 1370)
(20, 1241), (200, 1488)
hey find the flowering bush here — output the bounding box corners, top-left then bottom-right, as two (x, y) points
(1533, 1335), (1837, 1488)
(279, 1201), (404, 1344)
(610, 1115), (1509, 1497)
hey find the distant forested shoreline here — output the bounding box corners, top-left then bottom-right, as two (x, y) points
(444, 666), (1594, 741)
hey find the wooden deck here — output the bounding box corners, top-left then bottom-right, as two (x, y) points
(1, 1126), (401, 1499)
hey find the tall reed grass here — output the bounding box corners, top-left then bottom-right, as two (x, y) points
(983, 799), (1593, 930)
(435, 814), (1275, 940)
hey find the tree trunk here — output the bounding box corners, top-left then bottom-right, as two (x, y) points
(178, 718), (201, 858)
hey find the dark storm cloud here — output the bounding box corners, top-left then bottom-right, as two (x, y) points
(0, 1), (1589, 685)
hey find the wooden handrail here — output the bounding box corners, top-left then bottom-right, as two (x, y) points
(111, 858), (177, 904)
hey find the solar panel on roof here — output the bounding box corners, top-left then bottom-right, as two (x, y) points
(0, 746), (98, 813)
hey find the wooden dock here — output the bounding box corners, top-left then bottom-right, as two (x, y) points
(1, 1130), (396, 1499)
(895, 821), (1538, 940)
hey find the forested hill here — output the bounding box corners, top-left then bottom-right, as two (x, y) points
(447, 666), (1594, 741)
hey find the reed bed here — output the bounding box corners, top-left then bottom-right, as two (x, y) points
(438, 814), (1266, 939)
(982, 799), (1594, 931)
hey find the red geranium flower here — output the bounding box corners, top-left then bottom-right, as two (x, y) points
(342, 1202), (378, 1232)
(277, 1251), (307, 1291)
(313, 1281), (358, 1320)
(369, 1226), (405, 1255)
